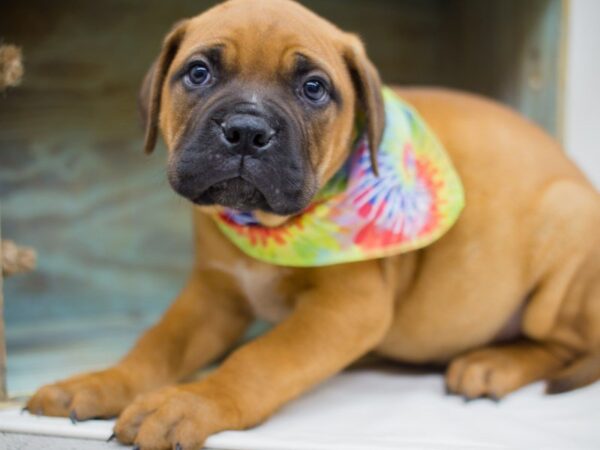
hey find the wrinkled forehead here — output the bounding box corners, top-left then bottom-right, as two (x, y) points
(174, 4), (347, 81)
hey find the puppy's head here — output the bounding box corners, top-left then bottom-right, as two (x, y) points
(140, 0), (384, 219)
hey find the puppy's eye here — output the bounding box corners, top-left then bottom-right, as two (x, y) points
(302, 78), (329, 104)
(184, 62), (212, 87)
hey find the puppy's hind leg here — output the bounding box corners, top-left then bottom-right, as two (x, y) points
(447, 180), (600, 400)
(523, 181), (600, 394)
(547, 247), (600, 394)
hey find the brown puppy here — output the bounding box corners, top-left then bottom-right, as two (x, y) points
(28, 0), (600, 448)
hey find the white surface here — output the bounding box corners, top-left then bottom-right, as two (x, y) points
(1, 366), (599, 450)
(0, 434), (123, 450)
(565, 0), (600, 188)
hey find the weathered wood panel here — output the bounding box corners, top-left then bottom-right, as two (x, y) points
(0, 0), (204, 395)
(443, 0), (566, 136)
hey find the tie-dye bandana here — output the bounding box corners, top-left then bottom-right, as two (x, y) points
(213, 88), (465, 267)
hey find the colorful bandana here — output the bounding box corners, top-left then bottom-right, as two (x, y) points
(213, 88), (465, 267)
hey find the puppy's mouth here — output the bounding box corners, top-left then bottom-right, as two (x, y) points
(170, 150), (314, 216)
(193, 176), (269, 211)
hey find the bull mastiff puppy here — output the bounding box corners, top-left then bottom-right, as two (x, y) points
(28, 0), (600, 448)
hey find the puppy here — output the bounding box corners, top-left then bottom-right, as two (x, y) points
(29, 1), (600, 449)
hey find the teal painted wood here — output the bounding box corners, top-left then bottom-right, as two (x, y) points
(0, 205), (7, 400)
(0, 0), (202, 395)
(1, 138), (194, 393)
(6, 316), (153, 396)
(518, 0), (566, 137)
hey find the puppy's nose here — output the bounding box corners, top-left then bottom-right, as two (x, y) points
(220, 114), (276, 155)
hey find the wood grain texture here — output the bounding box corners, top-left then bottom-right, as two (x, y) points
(0, 0), (565, 397)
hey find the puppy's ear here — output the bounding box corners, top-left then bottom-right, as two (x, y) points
(342, 34), (385, 175)
(139, 20), (189, 154)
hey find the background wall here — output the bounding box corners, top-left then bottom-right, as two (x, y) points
(0, 0), (571, 396)
(565, 0), (600, 188)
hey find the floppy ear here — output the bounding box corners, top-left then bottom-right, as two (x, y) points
(342, 34), (385, 175)
(139, 20), (189, 154)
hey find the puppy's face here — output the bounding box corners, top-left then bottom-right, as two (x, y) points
(141, 0), (384, 218)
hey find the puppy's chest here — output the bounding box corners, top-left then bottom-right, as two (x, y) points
(215, 261), (293, 323)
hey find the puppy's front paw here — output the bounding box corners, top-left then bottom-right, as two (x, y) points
(26, 367), (136, 420)
(114, 385), (237, 450)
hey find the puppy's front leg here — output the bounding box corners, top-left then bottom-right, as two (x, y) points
(114, 261), (393, 450)
(27, 271), (252, 420)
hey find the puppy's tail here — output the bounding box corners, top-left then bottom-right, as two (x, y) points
(547, 352), (600, 394)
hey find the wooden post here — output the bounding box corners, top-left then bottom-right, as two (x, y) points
(0, 44), (23, 401)
(0, 206), (7, 401)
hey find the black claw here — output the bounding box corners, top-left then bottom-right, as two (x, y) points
(444, 385), (453, 396)
(69, 410), (78, 424)
(176, 443), (183, 450)
(20, 407), (28, 415)
(106, 432), (116, 442)
(133, 446), (140, 450)
(489, 394), (501, 403)
(463, 395), (490, 403)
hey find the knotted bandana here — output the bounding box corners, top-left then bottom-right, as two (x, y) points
(213, 88), (465, 267)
